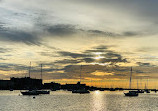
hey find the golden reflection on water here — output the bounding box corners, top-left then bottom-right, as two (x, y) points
(91, 91), (106, 111)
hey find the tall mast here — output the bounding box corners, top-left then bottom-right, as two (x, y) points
(29, 62), (31, 78)
(41, 64), (42, 80)
(80, 65), (82, 83)
(137, 80), (139, 89)
(147, 78), (148, 89)
(129, 67), (132, 89)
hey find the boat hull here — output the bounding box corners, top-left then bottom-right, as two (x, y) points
(36, 90), (50, 94)
(21, 90), (50, 95)
(21, 91), (39, 95)
(124, 91), (138, 96)
(72, 90), (90, 94)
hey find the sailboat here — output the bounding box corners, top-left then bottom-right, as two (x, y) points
(124, 67), (138, 96)
(21, 62), (39, 95)
(72, 65), (90, 94)
(21, 63), (50, 95)
(136, 80), (144, 93)
(144, 79), (150, 93)
(35, 64), (50, 94)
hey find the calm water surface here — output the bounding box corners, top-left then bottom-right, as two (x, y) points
(0, 90), (158, 111)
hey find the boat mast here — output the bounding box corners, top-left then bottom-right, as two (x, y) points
(147, 78), (148, 89)
(29, 62), (31, 78)
(137, 80), (139, 89)
(80, 65), (82, 83)
(129, 67), (132, 89)
(41, 64), (42, 80)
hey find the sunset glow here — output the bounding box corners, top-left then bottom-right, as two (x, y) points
(0, 0), (158, 88)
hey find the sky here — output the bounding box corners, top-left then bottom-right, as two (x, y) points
(0, 0), (158, 88)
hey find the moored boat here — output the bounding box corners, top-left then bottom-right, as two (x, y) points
(124, 91), (138, 96)
(36, 90), (50, 94)
(21, 90), (50, 95)
(72, 88), (90, 94)
(137, 89), (144, 93)
(21, 90), (39, 95)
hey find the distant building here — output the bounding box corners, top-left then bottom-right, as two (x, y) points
(62, 82), (86, 90)
(0, 80), (14, 90)
(10, 77), (42, 90)
(43, 82), (60, 90)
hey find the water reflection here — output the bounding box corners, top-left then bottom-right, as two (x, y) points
(0, 91), (158, 111)
(91, 91), (106, 111)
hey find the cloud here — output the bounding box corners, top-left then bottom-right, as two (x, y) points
(45, 24), (77, 36)
(54, 59), (81, 64)
(87, 29), (119, 37)
(0, 58), (6, 60)
(0, 48), (12, 53)
(0, 26), (41, 45)
(136, 62), (155, 67)
(61, 64), (130, 80)
(0, 63), (28, 71)
(83, 57), (127, 64)
(123, 31), (141, 37)
(39, 51), (59, 57)
(57, 45), (127, 65)
(58, 51), (90, 58)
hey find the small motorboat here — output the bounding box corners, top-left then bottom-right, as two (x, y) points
(124, 91), (138, 96)
(21, 90), (39, 95)
(109, 88), (116, 91)
(72, 88), (90, 94)
(145, 89), (150, 93)
(36, 90), (50, 94)
(9, 89), (13, 91)
(137, 89), (144, 93)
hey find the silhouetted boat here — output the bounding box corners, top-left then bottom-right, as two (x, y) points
(36, 90), (50, 94)
(99, 88), (105, 91)
(124, 67), (139, 97)
(137, 89), (144, 93)
(72, 88), (90, 94)
(124, 91), (138, 96)
(21, 90), (50, 95)
(151, 89), (157, 93)
(21, 90), (39, 95)
(145, 89), (150, 93)
(89, 88), (95, 91)
(51, 89), (57, 91)
(109, 88), (116, 91)
(72, 65), (90, 94)
(9, 89), (13, 91)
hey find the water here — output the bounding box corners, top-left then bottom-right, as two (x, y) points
(0, 90), (158, 111)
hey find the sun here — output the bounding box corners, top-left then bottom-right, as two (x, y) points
(92, 52), (104, 60)
(94, 56), (104, 60)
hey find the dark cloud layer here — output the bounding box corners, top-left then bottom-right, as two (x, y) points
(0, 26), (40, 45)
(0, 63), (28, 71)
(54, 59), (81, 64)
(136, 62), (155, 67)
(46, 24), (77, 36)
(0, 21), (142, 46)
(58, 51), (91, 58)
(57, 45), (128, 66)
